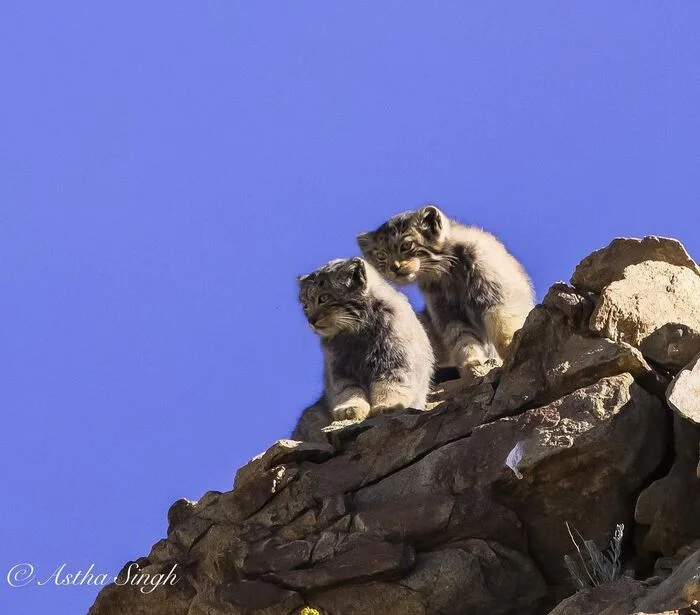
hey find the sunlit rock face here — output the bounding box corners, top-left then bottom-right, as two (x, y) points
(89, 236), (700, 615)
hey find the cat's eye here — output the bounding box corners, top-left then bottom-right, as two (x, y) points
(374, 251), (387, 262)
(401, 239), (414, 252)
(317, 294), (329, 304)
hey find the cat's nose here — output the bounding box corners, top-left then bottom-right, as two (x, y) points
(391, 262), (401, 273)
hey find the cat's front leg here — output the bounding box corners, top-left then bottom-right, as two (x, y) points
(443, 321), (496, 377)
(369, 381), (416, 416)
(328, 381), (371, 421)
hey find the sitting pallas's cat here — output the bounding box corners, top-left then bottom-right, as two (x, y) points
(291, 257), (433, 442)
(357, 206), (534, 376)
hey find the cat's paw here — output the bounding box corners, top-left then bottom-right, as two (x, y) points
(369, 401), (408, 417)
(331, 403), (370, 422)
(460, 358), (501, 379)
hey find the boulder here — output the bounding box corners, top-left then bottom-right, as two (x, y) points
(571, 237), (700, 369)
(547, 576), (646, 615)
(571, 236), (700, 293)
(639, 324), (700, 373)
(666, 352), (700, 425)
(587, 261), (700, 351)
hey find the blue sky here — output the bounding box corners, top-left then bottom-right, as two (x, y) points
(1, 3), (699, 614)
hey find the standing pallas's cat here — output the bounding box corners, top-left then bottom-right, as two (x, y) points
(358, 206), (534, 375)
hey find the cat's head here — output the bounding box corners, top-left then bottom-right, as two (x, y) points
(357, 205), (449, 284)
(297, 258), (370, 338)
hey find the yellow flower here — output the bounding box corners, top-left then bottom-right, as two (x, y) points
(300, 608), (321, 615)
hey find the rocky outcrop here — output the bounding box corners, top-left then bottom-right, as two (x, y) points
(89, 236), (700, 615)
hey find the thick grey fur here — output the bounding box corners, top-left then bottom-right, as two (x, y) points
(292, 258), (434, 441)
(358, 206), (535, 372)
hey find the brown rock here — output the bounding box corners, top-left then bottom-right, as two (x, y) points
(570, 237), (700, 369)
(667, 352), (700, 424)
(546, 576), (646, 615)
(636, 542), (700, 612)
(640, 324), (700, 373)
(401, 541), (547, 615)
(491, 375), (666, 584)
(214, 579), (304, 613)
(201, 465), (300, 525)
(571, 236), (700, 293)
(87, 560), (195, 615)
(188, 525), (249, 587)
(488, 285), (652, 419)
(310, 582), (426, 615)
(243, 538), (312, 574)
(588, 261), (700, 349)
(267, 538), (414, 591)
(234, 439), (335, 490)
(636, 417), (700, 555)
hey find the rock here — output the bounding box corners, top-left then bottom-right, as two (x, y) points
(243, 538), (313, 574)
(488, 285), (652, 419)
(267, 538), (414, 591)
(308, 541), (547, 615)
(89, 237), (700, 615)
(90, 371), (666, 614)
(234, 439), (335, 490)
(214, 579), (304, 613)
(587, 261), (700, 350)
(492, 374), (666, 585)
(570, 237), (700, 370)
(87, 560), (195, 615)
(547, 576), (646, 615)
(639, 324), (700, 373)
(636, 417), (700, 556)
(310, 582), (425, 615)
(571, 236), (700, 293)
(667, 352), (700, 424)
(635, 541), (700, 612)
(400, 541), (547, 615)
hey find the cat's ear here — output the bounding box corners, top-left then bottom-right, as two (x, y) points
(418, 205), (444, 237)
(346, 257), (367, 290)
(356, 232), (373, 253)
(297, 273), (309, 285)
